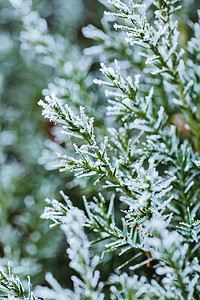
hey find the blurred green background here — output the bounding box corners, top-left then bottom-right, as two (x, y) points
(0, 0), (103, 288)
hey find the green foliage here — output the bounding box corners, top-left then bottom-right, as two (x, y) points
(0, 0), (97, 290)
(0, 268), (36, 300)
(1, 0), (200, 299)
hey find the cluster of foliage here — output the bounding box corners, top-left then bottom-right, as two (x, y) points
(1, 0), (200, 299)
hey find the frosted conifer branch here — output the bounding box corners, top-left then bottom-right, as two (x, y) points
(38, 94), (141, 200)
(36, 207), (105, 300)
(35, 0), (200, 298)
(107, 0), (200, 151)
(0, 269), (37, 300)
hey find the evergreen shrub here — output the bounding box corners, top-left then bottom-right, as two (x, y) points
(1, 0), (200, 299)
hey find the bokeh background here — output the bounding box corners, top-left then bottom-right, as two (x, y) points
(0, 0), (104, 288)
